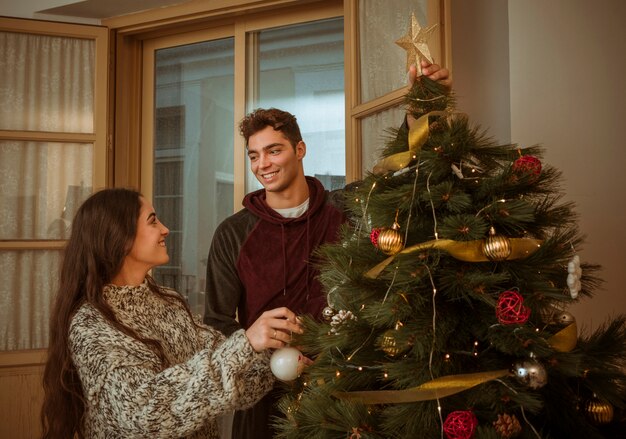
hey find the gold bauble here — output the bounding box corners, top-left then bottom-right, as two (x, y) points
(584, 398), (614, 425)
(380, 329), (402, 357)
(377, 223), (404, 255)
(482, 226), (512, 261)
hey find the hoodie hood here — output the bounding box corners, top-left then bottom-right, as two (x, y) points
(242, 176), (327, 224)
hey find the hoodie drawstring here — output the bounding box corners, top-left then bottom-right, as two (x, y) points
(281, 223), (287, 296)
(305, 215), (310, 302)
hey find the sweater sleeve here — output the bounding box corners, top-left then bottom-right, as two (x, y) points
(204, 212), (253, 335)
(70, 307), (274, 438)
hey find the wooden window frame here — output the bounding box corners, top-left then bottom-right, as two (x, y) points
(0, 17), (109, 438)
(0, 18), (110, 251)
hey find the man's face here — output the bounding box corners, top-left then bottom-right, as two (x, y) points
(247, 125), (305, 194)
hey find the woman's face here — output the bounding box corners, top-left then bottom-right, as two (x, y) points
(123, 197), (170, 273)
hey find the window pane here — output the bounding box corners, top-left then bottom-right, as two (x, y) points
(0, 141), (93, 240)
(361, 105), (405, 176)
(0, 31), (95, 133)
(151, 38), (234, 316)
(359, 0), (429, 102)
(246, 18), (345, 193)
(0, 250), (62, 350)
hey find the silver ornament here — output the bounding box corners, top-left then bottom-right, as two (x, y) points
(555, 311), (575, 326)
(513, 359), (547, 389)
(322, 306), (336, 321)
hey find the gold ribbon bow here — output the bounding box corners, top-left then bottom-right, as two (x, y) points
(372, 110), (448, 175)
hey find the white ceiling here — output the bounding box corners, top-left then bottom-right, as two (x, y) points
(1, 0), (187, 24)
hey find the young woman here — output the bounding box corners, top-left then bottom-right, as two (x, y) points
(41, 188), (301, 439)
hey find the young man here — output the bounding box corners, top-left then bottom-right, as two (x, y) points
(204, 62), (450, 438)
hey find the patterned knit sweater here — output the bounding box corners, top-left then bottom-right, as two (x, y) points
(69, 283), (274, 438)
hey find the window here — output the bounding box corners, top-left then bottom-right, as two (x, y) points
(150, 37), (235, 312)
(108, 0), (447, 319)
(134, 3), (344, 318)
(0, 19), (108, 352)
(245, 18), (345, 193)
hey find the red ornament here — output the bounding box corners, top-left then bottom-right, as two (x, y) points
(370, 228), (381, 247)
(512, 155), (542, 177)
(443, 410), (478, 439)
(496, 290), (531, 325)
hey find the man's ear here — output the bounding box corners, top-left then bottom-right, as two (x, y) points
(296, 141), (306, 159)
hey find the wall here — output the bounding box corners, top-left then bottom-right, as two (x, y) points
(450, 0), (511, 143)
(450, 0), (626, 330)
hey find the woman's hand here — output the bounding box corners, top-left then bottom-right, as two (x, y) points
(245, 307), (303, 352)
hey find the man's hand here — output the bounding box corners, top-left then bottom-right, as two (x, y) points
(408, 59), (451, 88)
(407, 60), (451, 129)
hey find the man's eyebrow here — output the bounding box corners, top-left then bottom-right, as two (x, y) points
(264, 142), (282, 149)
(247, 143), (283, 154)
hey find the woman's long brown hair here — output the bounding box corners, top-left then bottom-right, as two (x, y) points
(40, 188), (193, 438)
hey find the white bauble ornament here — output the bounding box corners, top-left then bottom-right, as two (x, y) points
(270, 347), (303, 381)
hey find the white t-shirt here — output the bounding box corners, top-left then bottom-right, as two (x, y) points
(273, 198), (310, 218)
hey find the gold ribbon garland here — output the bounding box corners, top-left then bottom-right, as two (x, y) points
(547, 323), (577, 352)
(372, 110), (448, 175)
(366, 238), (543, 278)
(334, 324), (577, 405)
(336, 369), (509, 404)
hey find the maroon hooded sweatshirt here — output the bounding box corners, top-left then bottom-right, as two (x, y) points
(204, 176), (346, 334)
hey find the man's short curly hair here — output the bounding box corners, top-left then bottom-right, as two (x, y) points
(239, 108), (302, 149)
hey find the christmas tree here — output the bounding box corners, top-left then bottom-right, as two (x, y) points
(273, 19), (626, 439)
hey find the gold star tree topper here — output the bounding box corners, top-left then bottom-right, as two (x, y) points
(395, 12), (437, 74)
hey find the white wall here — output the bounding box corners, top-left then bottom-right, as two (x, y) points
(451, 0), (626, 330)
(450, 0), (511, 143)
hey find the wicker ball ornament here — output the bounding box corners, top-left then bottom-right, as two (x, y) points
(584, 397), (614, 425)
(443, 410), (478, 439)
(377, 222), (404, 255)
(482, 227), (512, 261)
(512, 155), (542, 177)
(496, 290), (531, 325)
(370, 227), (381, 247)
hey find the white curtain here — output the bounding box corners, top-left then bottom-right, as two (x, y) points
(359, 0), (429, 102)
(0, 32), (94, 351)
(358, 0), (429, 175)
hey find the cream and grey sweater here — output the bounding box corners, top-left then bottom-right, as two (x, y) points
(69, 283), (274, 438)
